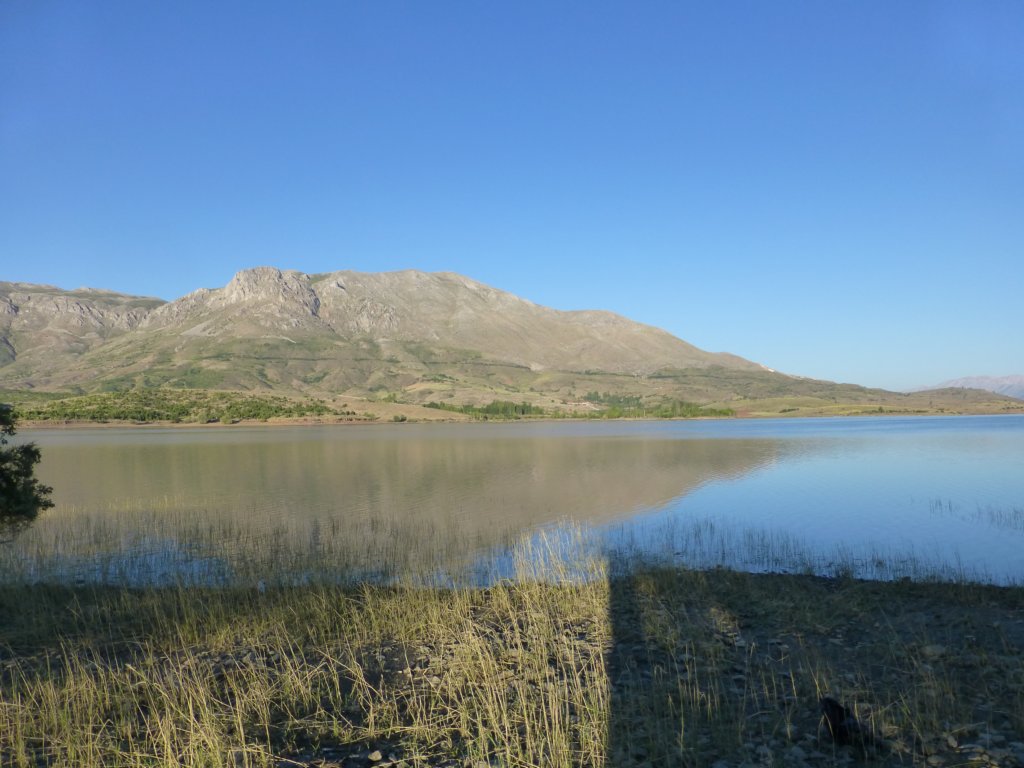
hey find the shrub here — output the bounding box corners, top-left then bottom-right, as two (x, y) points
(0, 404), (53, 537)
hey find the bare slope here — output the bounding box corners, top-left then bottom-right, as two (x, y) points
(138, 267), (759, 374)
(0, 281), (164, 371)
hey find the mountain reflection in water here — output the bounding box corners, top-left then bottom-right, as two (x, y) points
(14, 423), (781, 584)
(11, 416), (1024, 585)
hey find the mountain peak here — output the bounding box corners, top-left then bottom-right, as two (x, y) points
(223, 267), (320, 316)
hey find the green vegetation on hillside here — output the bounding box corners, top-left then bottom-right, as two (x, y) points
(421, 395), (735, 420)
(582, 392), (735, 419)
(13, 389), (335, 424)
(424, 399), (546, 419)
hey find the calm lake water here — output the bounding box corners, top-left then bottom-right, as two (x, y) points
(10, 415), (1024, 585)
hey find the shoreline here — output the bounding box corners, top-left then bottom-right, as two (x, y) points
(16, 408), (1024, 430)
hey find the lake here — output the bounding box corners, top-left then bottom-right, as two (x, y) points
(7, 414), (1024, 585)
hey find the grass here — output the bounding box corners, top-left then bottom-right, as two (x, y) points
(2, 515), (1024, 767)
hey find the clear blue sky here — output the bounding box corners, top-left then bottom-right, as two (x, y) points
(2, 1), (1021, 391)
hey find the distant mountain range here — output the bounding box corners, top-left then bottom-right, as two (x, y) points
(2, 267), (1021, 417)
(919, 376), (1024, 401)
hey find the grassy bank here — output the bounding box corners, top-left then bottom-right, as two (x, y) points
(2, 553), (1023, 767)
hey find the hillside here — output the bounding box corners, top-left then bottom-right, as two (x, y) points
(2, 268), (1022, 418)
(921, 375), (1024, 401)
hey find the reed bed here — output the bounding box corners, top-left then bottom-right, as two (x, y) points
(2, 511), (1023, 767)
(3, 497), (1011, 590)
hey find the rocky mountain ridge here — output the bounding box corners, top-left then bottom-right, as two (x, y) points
(0, 282), (164, 367)
(138, 267), (757, 374)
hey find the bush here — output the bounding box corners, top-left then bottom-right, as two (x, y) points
(0, 404), (53, 537)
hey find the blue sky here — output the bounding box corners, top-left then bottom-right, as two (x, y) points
(2, 1), (1021, 391)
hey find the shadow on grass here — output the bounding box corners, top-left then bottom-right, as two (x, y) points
(606, 562), (1024, 767)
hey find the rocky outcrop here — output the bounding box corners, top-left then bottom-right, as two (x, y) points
(221, 267), (321, 318)
(143, 268), (323, 333)
(0, 282), (163, 365)
(0, 284), (157, 333)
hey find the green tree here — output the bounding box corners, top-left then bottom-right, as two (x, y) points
(1, 404), (53, 538)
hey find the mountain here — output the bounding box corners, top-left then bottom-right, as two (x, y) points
(2, 268), (1022, 417)
(1, 267), (760, 393)
(921, 376), (1024, 401)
